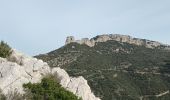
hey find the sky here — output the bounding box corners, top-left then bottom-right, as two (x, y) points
(0, 0), (170, 56)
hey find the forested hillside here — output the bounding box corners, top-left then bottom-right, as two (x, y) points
(37, 39), (170, 100)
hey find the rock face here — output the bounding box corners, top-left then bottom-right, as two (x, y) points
(0, 50), (50, 95)
(65, 34), (166, 48)
(52, 68), (100, 100)
(0, 50), (100, 100)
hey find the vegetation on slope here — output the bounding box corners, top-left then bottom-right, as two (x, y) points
(23, 75), (81, 100)
(0, 89), (6, 100)
(0, 75), (80, 100)
(0, 41), (12, 58)
(36, 40), (170, 100)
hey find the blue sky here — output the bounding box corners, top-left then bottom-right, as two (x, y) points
(0, 0), (170, 55)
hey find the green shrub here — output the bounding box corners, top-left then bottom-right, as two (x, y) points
(23, 75), (81, 100)
(0, 89), (6, 100)
(0, 41), (12, 58)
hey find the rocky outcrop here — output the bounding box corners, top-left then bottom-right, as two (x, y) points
(0, 50), (50, 95)
(0, 50), (100, 100)
(65, 34), (166, 48)
(52, 68), (100, 100)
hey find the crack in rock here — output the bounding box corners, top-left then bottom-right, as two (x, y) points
(0, 71), (2, 78)
(2, 77), (21, 90)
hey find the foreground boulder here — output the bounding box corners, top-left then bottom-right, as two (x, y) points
(0, 50), (100, 100)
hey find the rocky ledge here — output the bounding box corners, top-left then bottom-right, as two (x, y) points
(0, 50), (100, 100)
(65, 34), (168, 48)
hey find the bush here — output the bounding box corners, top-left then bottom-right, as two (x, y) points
(23, 75), (81, 100)
(0, 89), (6, 100)
(0, 41), (12, 58)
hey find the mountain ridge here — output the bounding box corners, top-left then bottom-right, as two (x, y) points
(65, 34), (169, 49)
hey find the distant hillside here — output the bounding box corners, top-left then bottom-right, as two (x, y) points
(36, 34), (170, 100)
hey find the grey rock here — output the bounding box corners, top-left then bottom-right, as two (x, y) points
(0, 49), (100, 100)
(65, 34), (166, 48)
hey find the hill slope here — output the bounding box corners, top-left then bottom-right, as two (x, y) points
(36, 34), (170, 100)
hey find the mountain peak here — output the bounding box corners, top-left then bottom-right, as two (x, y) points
(65, 34), (166, 48)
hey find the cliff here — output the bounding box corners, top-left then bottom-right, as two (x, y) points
(0, 49), (100, 100)
(65, 34), (167, 48)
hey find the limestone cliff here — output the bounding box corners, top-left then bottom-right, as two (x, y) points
(0, 50), (100, 100)
(65, 34), (167, 48)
